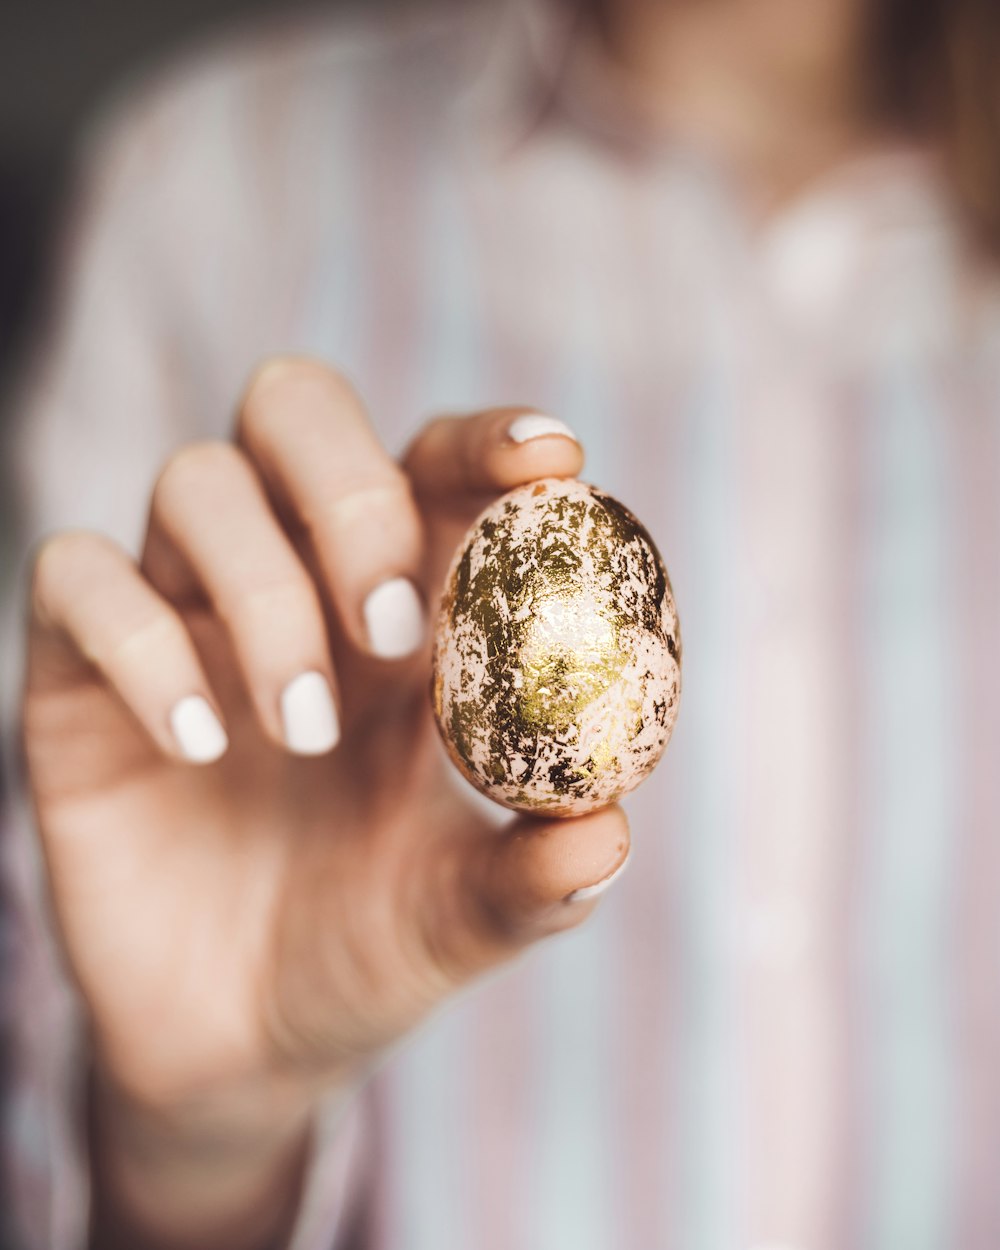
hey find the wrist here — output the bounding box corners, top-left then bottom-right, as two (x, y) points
(88, 1065), (324, 1250)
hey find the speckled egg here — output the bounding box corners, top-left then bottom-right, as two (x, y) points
(431, 478), (682, 816)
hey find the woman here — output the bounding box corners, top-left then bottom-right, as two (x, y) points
(4, 0), (1000, 1246)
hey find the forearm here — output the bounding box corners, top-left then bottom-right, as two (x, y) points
(88, 1068), (314, 1250)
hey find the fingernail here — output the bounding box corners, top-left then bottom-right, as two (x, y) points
(507, 413), (579, 445)
(170, 696), (229, 763)
(280, 671), (340, 755)
(363, 576), (426, 659)
(564, 850), (631, 904)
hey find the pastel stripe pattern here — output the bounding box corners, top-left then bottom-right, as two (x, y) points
(858, 350), (958, 1250)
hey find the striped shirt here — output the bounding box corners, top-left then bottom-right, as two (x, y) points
(3, 1), (1000, 1247)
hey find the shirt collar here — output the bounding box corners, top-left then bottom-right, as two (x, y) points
(454, 0), (948, 239)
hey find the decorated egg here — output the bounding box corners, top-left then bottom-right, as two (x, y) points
(431, 478), (681, 816)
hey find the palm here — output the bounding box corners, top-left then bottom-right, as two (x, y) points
(22, 376), (627, 1160)
(25, 590), (481, 1110)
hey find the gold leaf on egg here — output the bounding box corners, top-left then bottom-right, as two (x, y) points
(431, 479), (682, 817)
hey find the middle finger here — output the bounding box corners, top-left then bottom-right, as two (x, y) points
(236, 358), (427, 663)
(142, 440), (341, 756)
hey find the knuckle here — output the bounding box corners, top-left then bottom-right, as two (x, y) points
(308, 470), (415, 535)
(97, 610), (185, 672)
(222, 576), (319, 633)
(153, 440), (243, 512)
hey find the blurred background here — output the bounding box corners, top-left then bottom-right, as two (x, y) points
(0, 0), (349, 399)
(0, 0), (398, 593)
(0, 7), (340, 1243)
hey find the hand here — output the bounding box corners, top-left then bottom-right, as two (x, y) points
(22, 359), (630, 1248)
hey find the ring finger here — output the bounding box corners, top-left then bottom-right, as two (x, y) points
(141, 440), (341, 756)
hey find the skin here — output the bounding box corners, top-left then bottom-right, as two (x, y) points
(26, 363), (627, 1249)
(594, 0), (876, 212)
(21, 2), (873, 1247)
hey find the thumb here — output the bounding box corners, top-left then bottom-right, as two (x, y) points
(431, 805), (631, 984)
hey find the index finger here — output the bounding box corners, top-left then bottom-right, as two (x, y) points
(402, 407), (583, 507)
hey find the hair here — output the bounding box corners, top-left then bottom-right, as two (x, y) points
(869, 0), (1000, 255)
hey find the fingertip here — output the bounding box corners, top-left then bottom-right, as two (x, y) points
(564, 845), (632, 904)
(404, 406), (585, 503)
(502, 803), (631, 912)
(278, 670), (341, 756)
(505, 413), (579, 446)
(168, 695), (230, 764)
(362, 575), (427, 660)
(240, 354), (356, 411)
(435, 803), (631, 984)
(486, 408), (585, 489)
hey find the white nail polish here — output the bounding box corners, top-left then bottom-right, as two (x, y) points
(507, 413), (578, 445)
(363, 577), (425, 659)
(565, 851), (631, 904)
(170, 696), (229, 763)
(280, 671), (340, 755)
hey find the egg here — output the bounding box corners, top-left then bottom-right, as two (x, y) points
(431, 478), (681, 816)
